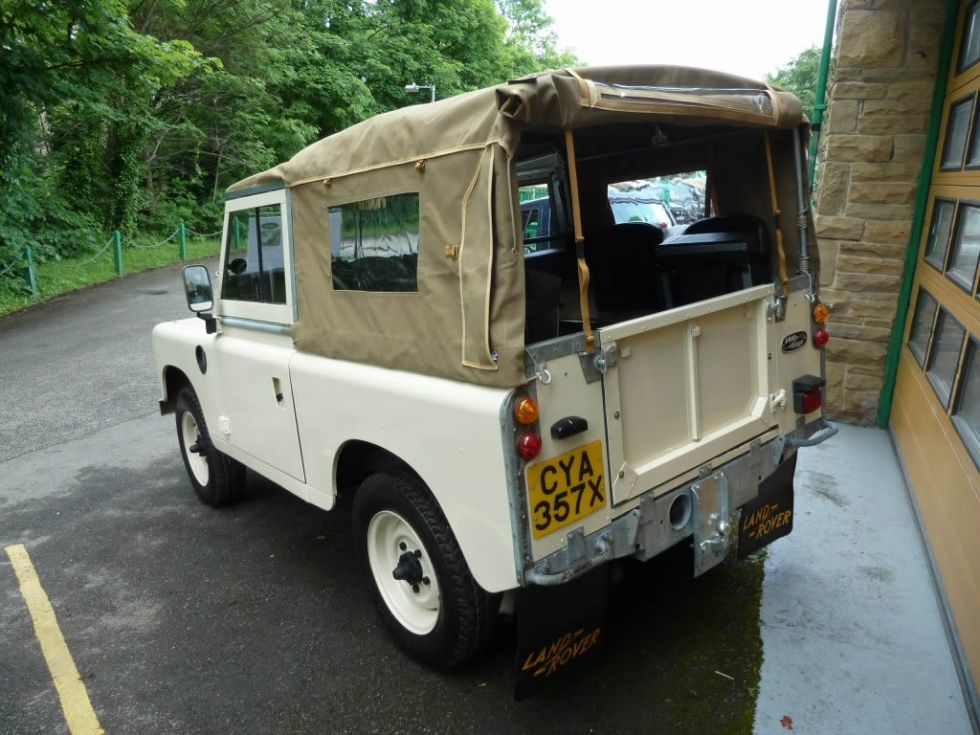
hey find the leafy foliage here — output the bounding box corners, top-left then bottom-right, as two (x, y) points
(766, 46), (820, 120)
(0, 0), (577, 286)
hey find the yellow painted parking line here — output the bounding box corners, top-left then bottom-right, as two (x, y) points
(4, 544), (104, 735)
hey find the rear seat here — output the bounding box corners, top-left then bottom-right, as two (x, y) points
(657, 215), (771, 308)
(585, 222), (663, 323)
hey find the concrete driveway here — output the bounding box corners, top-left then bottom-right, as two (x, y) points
(0, 264), (765, 734)
(0, 265), (974, 734)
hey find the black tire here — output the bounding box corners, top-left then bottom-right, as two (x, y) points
(175, 386), (245, 506)
(352, 472), (497, 668)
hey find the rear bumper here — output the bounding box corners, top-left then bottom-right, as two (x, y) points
(521, 419), (833, 587)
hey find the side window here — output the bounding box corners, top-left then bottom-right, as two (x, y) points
(222, 204), (286, 305)
(329, 193), (419, 293)
(519, 183), (561, 254)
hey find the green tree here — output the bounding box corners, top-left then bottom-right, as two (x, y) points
(496, 0), (579, 74)
(766, 46), (819, 119)
(0, 0), (578, 291)
(0, 0), (204, 263)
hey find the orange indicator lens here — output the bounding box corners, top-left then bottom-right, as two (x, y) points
(514, 396), (539, 425)
(812, 303), (830, 324)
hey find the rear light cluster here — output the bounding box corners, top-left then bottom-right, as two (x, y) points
(812, 302), (830, 348)
(792, 375), (825, 414)
(514, 395), (542, 460)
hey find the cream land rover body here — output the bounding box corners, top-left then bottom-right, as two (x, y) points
(153, 65), (836, 670)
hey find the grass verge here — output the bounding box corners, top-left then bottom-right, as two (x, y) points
(0, 236), (221, 318)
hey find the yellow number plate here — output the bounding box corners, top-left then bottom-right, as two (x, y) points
(526, 440), (607, 539)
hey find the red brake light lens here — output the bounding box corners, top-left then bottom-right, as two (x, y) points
(792, 375), (825, 414)
(517, 431), (542, 460)
(800, 389), (822, 413)
(813, 328), (830, 347)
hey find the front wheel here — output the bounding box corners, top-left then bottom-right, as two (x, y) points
(352, 472), (497, 668)
(175, 386), (244, 506)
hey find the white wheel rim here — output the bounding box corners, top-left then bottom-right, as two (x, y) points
(366, 510), (440, 635)
(180, 411), (209, 486)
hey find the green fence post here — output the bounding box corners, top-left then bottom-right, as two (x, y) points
(24, 244), (38, 300)
(178, 222), (187, 261)
(113, 231), (123, 276)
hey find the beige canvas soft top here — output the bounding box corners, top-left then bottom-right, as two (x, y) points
(227, 66), (812, 389)
(231, 66), (803, 193)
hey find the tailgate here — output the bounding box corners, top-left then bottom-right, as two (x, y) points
(599, 284), (778, 505)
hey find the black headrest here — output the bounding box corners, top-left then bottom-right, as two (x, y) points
(684, 215), (766, 236)
(599, 222), (665, 249)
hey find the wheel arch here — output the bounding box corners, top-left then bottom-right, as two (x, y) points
(334, 439), (422, 498)
(332, 437), (520, 594)
(159, 365), (192, 415)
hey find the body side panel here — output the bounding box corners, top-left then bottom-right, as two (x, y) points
(289, 351), (519, 593)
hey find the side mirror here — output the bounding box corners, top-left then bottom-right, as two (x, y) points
(182, 265), (218, 334)
(183, 265), (214, 313)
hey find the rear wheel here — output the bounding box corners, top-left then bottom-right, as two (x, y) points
(352, 472), (497, 668)
(175, 386), (244, 506)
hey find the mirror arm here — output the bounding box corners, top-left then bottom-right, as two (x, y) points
(196, 311), (217, 334)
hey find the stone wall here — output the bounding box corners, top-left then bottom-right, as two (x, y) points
(815, 0), (945, 423)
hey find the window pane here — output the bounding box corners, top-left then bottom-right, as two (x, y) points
(330, 193), (419, 292)
(221, 204), (286, 304)
(520, 182), (568, 255)
(960, 2), (980, 72)
(908, 289), (938, 366)
(948, 203), (980, 291)
(968, 106), (980, 166)
(952, 340), (980, 467)
(926, 310), (966, 408)
(924, 199), (955, 270)
(941, 97), (973, 170)
(520, 184), (556, 253)
(607, 182), (674, 229)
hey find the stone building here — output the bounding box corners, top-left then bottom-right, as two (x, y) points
(816, 0), (945, 422)
(815, 0), (978, 720)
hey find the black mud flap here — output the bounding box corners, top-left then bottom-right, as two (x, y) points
(737, 451), (797, 558)
(514, 566), (608, 701)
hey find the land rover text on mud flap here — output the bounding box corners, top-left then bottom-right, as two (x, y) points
(153, 65), (836, 694)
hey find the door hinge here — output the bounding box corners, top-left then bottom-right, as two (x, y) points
(766, 297), (787, 322)
(579, 343), (618, 384)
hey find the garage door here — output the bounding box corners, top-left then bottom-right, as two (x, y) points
(893, 0), (980, 697)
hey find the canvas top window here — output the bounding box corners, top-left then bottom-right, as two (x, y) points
(329, 193), (420, 293)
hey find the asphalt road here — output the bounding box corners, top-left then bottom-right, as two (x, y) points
(0, 264), (764, 734)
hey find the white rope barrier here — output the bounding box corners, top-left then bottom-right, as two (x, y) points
(128, 228), (179, 250)
(186, 227), (223, 239)
(50, 237), (115, 268)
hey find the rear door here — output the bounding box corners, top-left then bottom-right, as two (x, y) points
(599, 283), (779, 504)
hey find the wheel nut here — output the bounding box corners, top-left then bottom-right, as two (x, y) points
(399, 542), (407, 551)
(412, 584), (420, 594)
(422, 576), (430, 586)
(414, 549), (422, 558)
